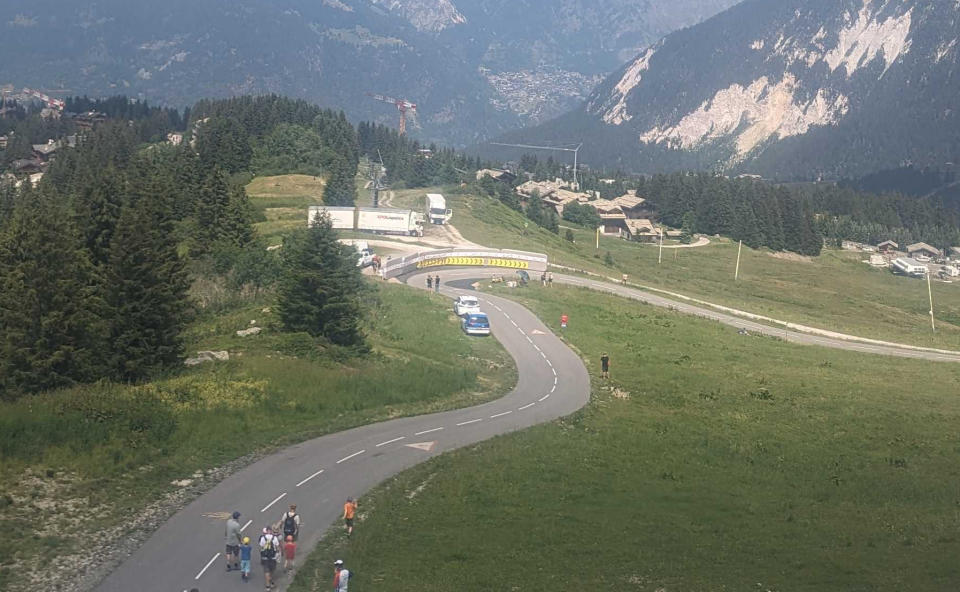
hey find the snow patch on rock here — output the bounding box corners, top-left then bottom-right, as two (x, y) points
(370, 0), (465, 32)
(599, 46), (657, 125)
(750, 39), (765, 51)
(935, 39), (957, 63)
(638, 74), (849, 157)
(823, 2), (912, 77)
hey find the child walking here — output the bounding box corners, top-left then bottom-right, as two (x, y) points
(240, 536), (253, 582)
(283, 535), (297, 572)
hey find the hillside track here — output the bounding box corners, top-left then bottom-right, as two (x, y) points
(94, 271), (590, 592)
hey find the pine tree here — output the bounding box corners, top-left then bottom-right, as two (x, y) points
(0, 186), (107, 398)
(276, 214), (366, 348)
(191, 169), (233, 256)
(105, 185), (191, 382)
(74, 166), (126, 267)
(323, 158), (357, 206)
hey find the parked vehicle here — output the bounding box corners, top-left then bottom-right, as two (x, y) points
(425, 193), (452, 225)
(308, 206), (423, 236)
(454, 295), (481, 316)
(462, 313), (491, 336)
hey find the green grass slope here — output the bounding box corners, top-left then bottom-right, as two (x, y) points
(389, 186), (960, 350)
(0, 283), (514, 589)
(292, 284), (960, 592)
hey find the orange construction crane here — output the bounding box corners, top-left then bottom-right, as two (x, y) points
(367, 92), (418, 135)
(22, 87), (66, 111)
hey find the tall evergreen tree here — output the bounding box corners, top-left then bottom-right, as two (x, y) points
(191, 168), (233, 256)
(74, 166), (126, 267)
(276, 214), (365, 348)
(0, 186), (107, 398)
(323, 158), (357, 206)
(105, 184), (191, 382)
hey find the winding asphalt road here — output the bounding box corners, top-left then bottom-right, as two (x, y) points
(94, 271), (590, 592)
(95, 263), (960, 592)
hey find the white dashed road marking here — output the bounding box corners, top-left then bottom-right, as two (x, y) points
(296, 469), (324, 487)
(195, 553), (220, 580)
(456, 419), (482, 426)
(336, 450), (366, 464)
(539, 394), (550, 402)
(261, 492), (287, 513)
(490, 411), (512, 419)
(519, 403), (535, 410)
(415, 427), (444, 436)
(240, 519), (252, 532)
(376, 436), (406, 447)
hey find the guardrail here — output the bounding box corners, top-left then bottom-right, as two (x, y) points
(382, 248), (549, 279)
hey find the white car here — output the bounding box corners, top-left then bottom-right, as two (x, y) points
(454, 295), (481, 317)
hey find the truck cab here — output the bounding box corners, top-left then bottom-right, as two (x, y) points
(426, 193), (452, 225)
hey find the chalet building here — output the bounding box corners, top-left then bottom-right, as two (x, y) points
(876, 240), (898, 254)
(906, 242), (942, 260)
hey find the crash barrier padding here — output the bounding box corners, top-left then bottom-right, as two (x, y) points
(382, 248), (548, 279)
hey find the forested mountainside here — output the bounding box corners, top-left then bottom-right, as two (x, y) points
(0, 0), (736, 145)
(494, 0), (960, 181)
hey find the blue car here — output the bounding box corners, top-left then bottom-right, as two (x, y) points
(462, 312), (491, 336)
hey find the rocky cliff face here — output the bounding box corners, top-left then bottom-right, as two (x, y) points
(0, 0), (737, 145)
(508, 0), (960, 180)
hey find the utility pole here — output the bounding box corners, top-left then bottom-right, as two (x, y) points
(735, 240), (743, 281)
(490, 142), (583, 189)
(927, 268), (936, 332)
(658, 227), (664, 264)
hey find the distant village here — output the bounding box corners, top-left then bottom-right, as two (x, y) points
(477, 168), (676, 243)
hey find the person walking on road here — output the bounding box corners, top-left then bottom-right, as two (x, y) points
(259, 527), (281, 590)
(225, 511), (242, 571)
(601, 352), (610, 379)
(333, 559), (351, 592)
(343, 497), (358, 535)
(239, 536), (253, 582)
(280, 504), (301, 541)
(434, 275), (441, 293)
(426, 275), (433, 289)
(283, 535), (297, 572)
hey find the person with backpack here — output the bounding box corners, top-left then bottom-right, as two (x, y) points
(279, 504), (301, 541)
(333, 559), (350, 592)
(259, 527), (281, 590)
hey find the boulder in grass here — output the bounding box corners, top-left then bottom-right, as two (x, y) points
(236, 327), (262, 337)
(184, 350), (230, 365)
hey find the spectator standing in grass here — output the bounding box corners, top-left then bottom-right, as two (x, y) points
(548, 271), (554, 286)
(434, 275), (441, 292)
(333, 560), (350, 592)
(343, 497), (358, 535)
(225, 511), (242, 571)
(541, 272), (547, 286)
(601, 352), (610, 379)
(426, 275), (432, 289)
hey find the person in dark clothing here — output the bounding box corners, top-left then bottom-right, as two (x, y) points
(434, 275), (440, 292)
(600, 353), (610, 379)
(427, 275), (433, 289)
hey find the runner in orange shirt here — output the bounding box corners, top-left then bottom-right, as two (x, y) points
(342, 497), (358, 535)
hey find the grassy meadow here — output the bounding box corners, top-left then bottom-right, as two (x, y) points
(385, 186), (960, 350)
(291, 283), (960, 592)
(0, 283), (514, 589)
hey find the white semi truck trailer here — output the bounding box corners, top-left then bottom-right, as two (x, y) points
(309, 206), (424, 236)
(425, 193), (452, 225)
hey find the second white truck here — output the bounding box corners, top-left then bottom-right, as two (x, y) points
(425, 193), (452, 225)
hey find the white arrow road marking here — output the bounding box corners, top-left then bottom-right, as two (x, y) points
(405, 441), (437, 452)
(336, 450), (366, 464)
(296, 469), (324, 487)
(261, 492), (287, 513)
(195, 553), (220, 580)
